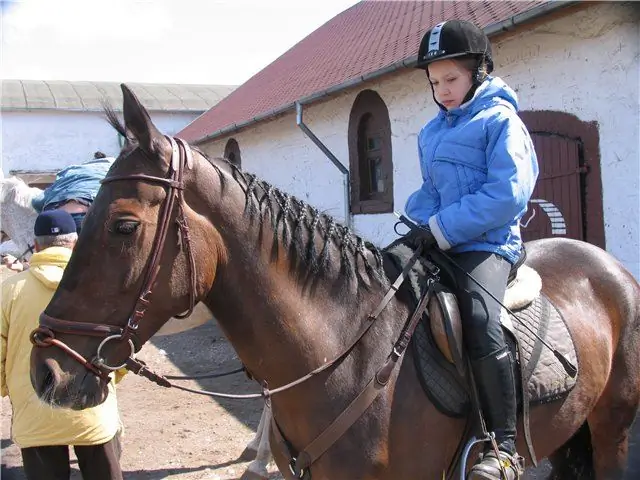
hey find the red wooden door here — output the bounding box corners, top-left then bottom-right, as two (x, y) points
(519, 110), (605, 248)
(521, 133), (585, 243)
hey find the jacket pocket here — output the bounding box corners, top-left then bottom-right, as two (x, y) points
(434, 141), (487, 171)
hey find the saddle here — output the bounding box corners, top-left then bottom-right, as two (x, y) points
(382, 241), (579, 466)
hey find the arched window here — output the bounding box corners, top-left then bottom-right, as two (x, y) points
(224, 138), (242, 168)
(348, 90), (393, 214)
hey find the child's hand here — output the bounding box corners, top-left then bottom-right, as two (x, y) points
(404, 227), (437, 249)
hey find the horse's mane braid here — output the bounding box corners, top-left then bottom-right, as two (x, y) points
(206, 157), (385, 287)
(103, 108), (387, 287)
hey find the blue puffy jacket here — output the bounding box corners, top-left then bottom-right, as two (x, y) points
(405, 76), (539, 264)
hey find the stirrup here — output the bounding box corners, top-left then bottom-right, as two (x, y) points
(458, 434), (524, 480)
(468, 449), (524, 480)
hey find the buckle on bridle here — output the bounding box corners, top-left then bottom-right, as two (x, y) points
(93, 334), (135, 371)
(288, 459), (306, 479)
(30, 327), (55, 347)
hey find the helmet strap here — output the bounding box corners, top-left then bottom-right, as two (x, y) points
(461, 56), (487, 104)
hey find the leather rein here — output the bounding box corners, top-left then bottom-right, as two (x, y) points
(29, 136), (441, 477)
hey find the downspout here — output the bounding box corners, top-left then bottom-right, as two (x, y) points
(295, 101), (352, 228)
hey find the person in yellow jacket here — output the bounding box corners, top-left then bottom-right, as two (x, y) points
(1, 210), (125, 480)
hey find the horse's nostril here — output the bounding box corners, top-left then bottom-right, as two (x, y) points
(35, 358), (62, 400)
(41, 367), (55, 394)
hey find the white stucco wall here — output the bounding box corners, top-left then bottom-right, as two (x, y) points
(202, 2), (638, 278)
(1, 110), (199, 175)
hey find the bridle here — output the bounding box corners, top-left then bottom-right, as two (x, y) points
(31, 136), (198, 380)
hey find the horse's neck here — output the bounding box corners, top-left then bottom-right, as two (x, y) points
(196, 159), (389, 386)
(205, 245), (356, 386)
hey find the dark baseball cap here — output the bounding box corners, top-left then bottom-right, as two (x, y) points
(34, 210), (78, 236)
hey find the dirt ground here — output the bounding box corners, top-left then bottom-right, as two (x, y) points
(2, 264), (640, 479)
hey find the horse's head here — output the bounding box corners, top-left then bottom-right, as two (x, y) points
(30, 85), (225, 409)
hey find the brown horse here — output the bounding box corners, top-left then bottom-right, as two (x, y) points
(30, 85), (640, 479)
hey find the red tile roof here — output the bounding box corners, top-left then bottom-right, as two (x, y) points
(179, 1), (558, 143)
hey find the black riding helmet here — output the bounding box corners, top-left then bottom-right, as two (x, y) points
(416, 20), (494, 106)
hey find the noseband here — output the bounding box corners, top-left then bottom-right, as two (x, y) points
(31, 137), (197, 379)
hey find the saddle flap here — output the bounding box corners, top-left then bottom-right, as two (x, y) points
(428, 283), (466, 378)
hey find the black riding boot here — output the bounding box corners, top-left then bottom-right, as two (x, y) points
(468, 347), (524, 480)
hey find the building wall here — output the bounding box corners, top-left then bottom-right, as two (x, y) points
(201, 2), (639, 278)
(493, 2), (639, 278)
(1, 110), (199, 175)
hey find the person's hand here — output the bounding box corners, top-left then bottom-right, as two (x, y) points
(404, 226), (437, 250)
(1, 255), (24, 272)
(1, 255), (17, 266)
(9, 261), (24, 272)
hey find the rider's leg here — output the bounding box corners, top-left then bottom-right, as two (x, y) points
(450, 251), (522, 479)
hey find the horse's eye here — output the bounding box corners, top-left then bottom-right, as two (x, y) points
(114, 220), (139, 235)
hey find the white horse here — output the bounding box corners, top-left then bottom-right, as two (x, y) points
(0, 176), (273, 477)
(0, 176), (42, 259)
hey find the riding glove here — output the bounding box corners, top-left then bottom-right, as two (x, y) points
(405, 227), (438, 250)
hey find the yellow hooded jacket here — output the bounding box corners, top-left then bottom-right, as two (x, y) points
(1, 246), (122, 448)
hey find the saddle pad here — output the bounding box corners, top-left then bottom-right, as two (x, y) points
(382, 242), (579, 418)
(412, 313), (471, 417)
(503, 295), (579, 406)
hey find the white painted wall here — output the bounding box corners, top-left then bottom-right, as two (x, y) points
(1, 110), (199, 175)
(200, 3), (640, 279)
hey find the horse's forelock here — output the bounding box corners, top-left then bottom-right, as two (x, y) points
(104, 104), (127, 139)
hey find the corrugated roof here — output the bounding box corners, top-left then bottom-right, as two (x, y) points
(1, 79), (236, 113)
(178, 0), (565, 143)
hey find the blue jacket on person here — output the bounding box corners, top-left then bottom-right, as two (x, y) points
(32, 158), (115, 212)
(405, 76), (539, 264)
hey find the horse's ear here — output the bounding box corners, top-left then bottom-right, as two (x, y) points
(121, 84), (163, 154)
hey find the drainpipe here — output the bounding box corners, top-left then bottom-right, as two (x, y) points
(295, 101), (352, 228)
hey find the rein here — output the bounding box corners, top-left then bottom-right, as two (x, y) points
(122, 245), (428, 400)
